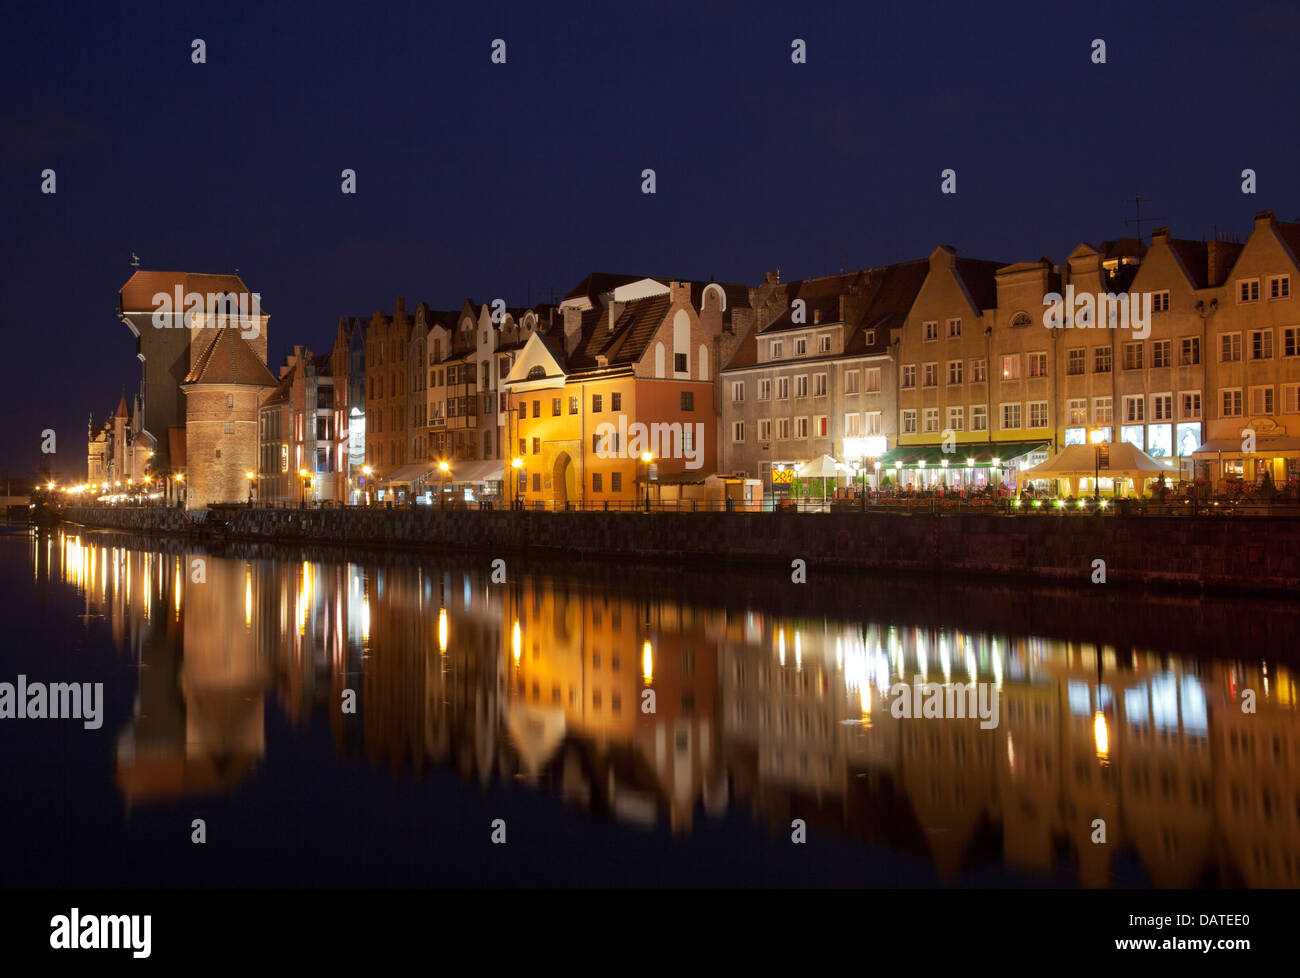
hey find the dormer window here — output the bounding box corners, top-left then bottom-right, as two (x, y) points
(597, 355), (609, 369)
(527, 365), (546, 380)
(771, 340), (783, 359)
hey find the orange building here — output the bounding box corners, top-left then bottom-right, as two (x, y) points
(501, 276), (749, 508)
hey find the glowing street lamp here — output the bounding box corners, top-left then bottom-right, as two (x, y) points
(438, 460), (450, 507)
(510, 456), (523, 509)
(640, 452), (654, 510)
(245, 470), (256, 504)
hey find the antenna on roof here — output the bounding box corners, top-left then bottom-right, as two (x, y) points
(1124, 193), (1163, 243)
(130, 252), (140, 268)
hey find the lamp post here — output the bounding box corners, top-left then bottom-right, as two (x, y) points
(991, 457), (1001, 496)
(438, 460), (450, 508)
(361, 464), (372, 506)
(511, 457), (522, 509)
(640, 452), (654, 511)
(299, 468), (310, 507)
(1089, 427), (1105, 501)
(245, 471), (255, 505)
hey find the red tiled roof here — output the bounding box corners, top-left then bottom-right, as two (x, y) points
(120, 271), (261, 313)
(182, 329), (277, 387)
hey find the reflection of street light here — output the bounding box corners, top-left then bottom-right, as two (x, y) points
(360, 464), (372, 506)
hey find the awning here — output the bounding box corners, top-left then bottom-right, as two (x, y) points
(879, 441), (1049, 467)
(381, 463), (435, 485)
(442, 460), (505, 484)
(1192, 436), (1300, 456)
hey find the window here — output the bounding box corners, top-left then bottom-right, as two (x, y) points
(923, 321), (939, 341)
(864, 330), (876, 346)
(813, 373), (827, 396)
(795, 375), (808, 397)
(795, 417), (809, 438)
(946, 406), (965, 430)
(569, 395), (579, 414)
(759, 418), (773, 440)
(680, 391), (694, 410)
(611, 392), (622, 411)
(1238, 279), (1260, 303)
(1180, 391), (1202, 420)
(1152, 339), (1171, 368)
(1093, 346), (1112, 373)
(1221, 389), (1243, 417)
(923, 408), (939, 433)
(1093, 397), (1113, 424)
(731, 421), (745, 442)
(517, 471), (527, 493)
(776, 377), (790, 399)
(865, 367), (881, 392)
(901, 365), (916, 389)
(224, 421), (234, 434)
(818, 334), (831, 353)
(865, 411), (882, 435)
(552, 397), (561, 416)
(1028, 352), (1048, 378)
(1123, 395), (1145, 423)
(1153, 393), (1173, 421)
(1250, 386), (1275, 415)
(592, 473), (602, 492)
(777, 418), (790, 439)
(732, 381), (745, 402)
(947, 360), (963, 385)
(611, 472), (622, 492)
(1269, 275), (1290, 300)
(1285, 327), (1300, 358)
(533, 436), (542, 454)
(1180, 337), (1200, 366)
(794, 338), (807, 356)
(770, 341), (783, 359)
(533, 473), (541, 492)
(901, 410), (918, 434)
(922, 363), (938, 387)
(518, 438), (526, 456)
(971, 405), (988, 431)
(592, 394), (602, 412)
(1284, 384), (1300, 414)
(674, 353), (687, 372)
(947, 318), (962, 338)
(814, 415), (828, 437)
(1029, 401), (1049, 427)
(1250, 329), (1273, 360)
(1067, 348), (1085, 375)
(1001, 355), (1020, 380)
(970, 358), (987, 383)
(1152, 290), (1170, 313)
(758, 378), (771, 401)
(1123, 342), (1144, 370)
(1067, 398), (1087, 425)
(844, 413), (861, 437)
(844, 370), (860, 395)
(226, 394), (234, 409)
(1221, 333), (1242, 362)
(1001, 402), (1022, 429)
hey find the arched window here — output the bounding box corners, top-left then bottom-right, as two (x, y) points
(1011, 312), (1032, 329)
(528, 365), (547, 380)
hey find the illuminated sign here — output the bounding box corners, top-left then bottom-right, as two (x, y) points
(771, 466), (794, 485)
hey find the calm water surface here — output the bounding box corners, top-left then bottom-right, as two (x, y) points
(1, 524), (1296, 888)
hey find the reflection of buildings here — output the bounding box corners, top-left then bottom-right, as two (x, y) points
(42, 528), (1300, 885)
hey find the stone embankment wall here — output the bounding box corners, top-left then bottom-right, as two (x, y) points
(60, 506), (1300, 593)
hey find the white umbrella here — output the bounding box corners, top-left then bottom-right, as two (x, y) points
(798, 455), (846, 506)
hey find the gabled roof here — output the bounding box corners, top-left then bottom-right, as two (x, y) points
(115, 395), (130, 418)
(120, 271), (262, 313)
(183, 329), (277, 387)
(568, 294), (672, 372)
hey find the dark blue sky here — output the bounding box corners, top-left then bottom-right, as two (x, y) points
(3, 0), (1298, 479)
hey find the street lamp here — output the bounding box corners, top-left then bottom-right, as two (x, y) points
(1089, 427), (1105, 500)
(438, 460), (450, 508)
(640, 452), (654, 511)
(299, 467), (310, 507)
(511, 456), (523, 509)
(245, 471), (255, 505)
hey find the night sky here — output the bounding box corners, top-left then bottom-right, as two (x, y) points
(3, 0), (1297, 480)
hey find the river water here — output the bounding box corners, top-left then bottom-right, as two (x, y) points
(1, 523), (1296, 887)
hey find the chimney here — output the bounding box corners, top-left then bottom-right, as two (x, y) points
(1255, 209), (1275, 231)
(563, 306), (583, 356)
(669, 281), (692, 306)
(814, 309), (822, 325)
(1151, 227), (1170, 243)
(1207, 239), (1244, 288)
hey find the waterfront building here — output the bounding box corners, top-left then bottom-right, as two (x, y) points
(258, 366), (293, 503)
(502, 274), (750, 508)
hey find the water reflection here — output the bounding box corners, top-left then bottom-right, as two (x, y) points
(31, 527), (1300, 887)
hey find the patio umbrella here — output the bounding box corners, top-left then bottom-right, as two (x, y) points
(798, 454), (845, 505)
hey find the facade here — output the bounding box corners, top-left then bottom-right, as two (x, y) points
(502, 276), (750, 508)
(259, 367), (294, 503)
